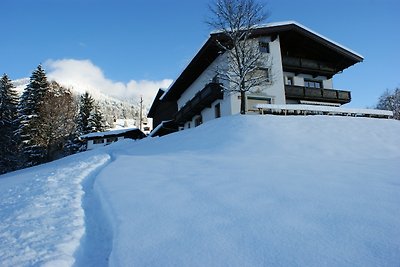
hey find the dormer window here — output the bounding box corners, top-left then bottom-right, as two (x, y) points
(259, 41), (270, 53)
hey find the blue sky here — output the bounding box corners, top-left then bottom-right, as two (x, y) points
(1, 0), (399, 107)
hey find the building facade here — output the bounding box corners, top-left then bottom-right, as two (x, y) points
(148, 21), (363, 135)
(80, 127), (146, 150)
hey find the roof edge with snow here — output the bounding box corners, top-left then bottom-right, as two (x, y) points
(162, 21), (363, 101)
(80, 127), (141, 139)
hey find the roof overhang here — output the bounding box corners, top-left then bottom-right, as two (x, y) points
(162, 21), (363, 101)
(148, 89), (165, 117)
(80, 128), (143, 140)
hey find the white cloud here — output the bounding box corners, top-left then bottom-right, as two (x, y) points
(45, 59), (173, 106)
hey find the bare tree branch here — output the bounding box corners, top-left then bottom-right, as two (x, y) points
(207, 0), (272, 114)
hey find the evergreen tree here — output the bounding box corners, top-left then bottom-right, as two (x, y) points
(89, 105), (106, 133)
(0, 74), (20, 173)
(18, 65), (49, 167)
(77, 92), (95, 135)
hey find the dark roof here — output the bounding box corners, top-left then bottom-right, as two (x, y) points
(162, 21), (363, 101)
(80, 127), (145, 140)
(148, 89), (165, 118)
(149, 120), (178, 137)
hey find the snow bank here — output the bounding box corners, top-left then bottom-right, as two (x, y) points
(0, 153), (110, 266)
(1, 115), (399, 266)
(96, 115), (400, 266)
(255, 103), (393, 117)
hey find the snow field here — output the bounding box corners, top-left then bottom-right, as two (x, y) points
(0, 153), (110, 267)
(0, 115), (399, 266)
(96, 115), (400, 266)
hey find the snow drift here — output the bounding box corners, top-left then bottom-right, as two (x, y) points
(1, 115), (399, 266)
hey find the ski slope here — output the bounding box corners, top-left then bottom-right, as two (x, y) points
(0, 115), (399, 266)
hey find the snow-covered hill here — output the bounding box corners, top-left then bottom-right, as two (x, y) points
(1, 115), (399, 266)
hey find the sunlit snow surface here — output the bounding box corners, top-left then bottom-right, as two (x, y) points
(1, 115), (399, 266)
(0, 154), (110, 266)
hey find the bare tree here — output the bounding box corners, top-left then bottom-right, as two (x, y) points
(38, 81), (79, 161)
(207, 0), (271, 114)
(377, 87), (400, 120)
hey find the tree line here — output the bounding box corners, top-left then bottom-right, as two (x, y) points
(0, 65), (106, 174)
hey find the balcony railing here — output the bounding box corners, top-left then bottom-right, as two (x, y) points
(175, 83), (223, 124)
(282, 56), (336, 77)
(285, 85), (351, 104)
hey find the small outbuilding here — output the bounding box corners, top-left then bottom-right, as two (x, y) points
(80, 127), (146, 150)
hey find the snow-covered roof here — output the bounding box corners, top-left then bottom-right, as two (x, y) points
(258, 21), (364, 59)
(148, 120), (175, 137)
(161, 21), (363, 101)
(80, 127), (140, 139)
(208, 21), (363, 59)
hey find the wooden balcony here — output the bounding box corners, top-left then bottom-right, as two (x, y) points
(282, 56), (337, 77)
(175, 83), (223, 124)
(285, 85), (351, 104)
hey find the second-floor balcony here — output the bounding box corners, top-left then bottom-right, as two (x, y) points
(282, 56), (337, 77)
(175, 82), (223, 124)
(285, 85), (351, 104)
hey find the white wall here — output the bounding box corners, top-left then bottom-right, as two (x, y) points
(228, 35), (286, 114)
(178, 54), (228, 109)
(283, 71), (333, 89)
(86, 136), (125, 150)
(179, 53), (236, 130)
(263, 35), (286, 104)
(86, 140), (104, 150)
(180, 34), (343, 129)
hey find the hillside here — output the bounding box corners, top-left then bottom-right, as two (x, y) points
(12, 78), (141, 126)
(0, 115), (399, 266)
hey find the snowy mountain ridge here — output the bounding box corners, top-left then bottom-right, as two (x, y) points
(12, 77), (138, 105)
(12, 77), (142, 126)
(0, 115), (399, 266)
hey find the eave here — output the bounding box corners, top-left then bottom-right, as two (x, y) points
(162, 21), (363, 101)
(148, 89), (165, 118)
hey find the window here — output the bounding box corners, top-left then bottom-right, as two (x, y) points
(194, 116), (203, 127)
(93, 139), (104, 144)
(259, 41), (270, 53)
(106, 137), (117, 143)
(248, 67), (271, 83)
(304, 79), (322, 89)
(215, 103), (221, 118)
(286, 77), (293, 85)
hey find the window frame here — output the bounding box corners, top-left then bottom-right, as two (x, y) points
(194, 115), (203, 127)
(106, 137), (118, 143)
(286, 76), (293, 86)
(259, 41), (270, 53)
(93, 139), (105, 144)
(304, 79), (323, 89)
